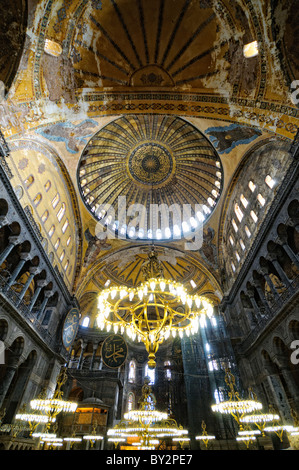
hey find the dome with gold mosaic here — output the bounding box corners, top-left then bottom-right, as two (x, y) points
(77, 114), (223, 241)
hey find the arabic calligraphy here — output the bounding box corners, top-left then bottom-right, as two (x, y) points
(101, 335), (128, 368)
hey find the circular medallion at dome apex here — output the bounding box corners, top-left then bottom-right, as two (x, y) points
(128, 142), (174, 187)
(77, 115), (223, 241)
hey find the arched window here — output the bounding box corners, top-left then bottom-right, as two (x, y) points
(33, 193), (42, 207)
(145, 364), (155, 385)
(250, 210), (258, 223)
(128, 360), (136, 383)
(127, 392), (135, 412)
(57, 203), (66, 222)
(54, 238), (60, 250)
(244, 225), (251, 238)
(232, 219), (238, 233)
(41, 210), (49, 223)
(265, 175), (275, 189)
(82, 316), (90, 327)
(214, 388), (225, 404)
(60, 250), (65, 262)
(44, 180), (51, 192)
(234, 203), (244, 223)
(52, 193), (60, 209)
(208, 360), (219, 371)
(64, 260), (69, 272)
(24, 175), (34, 189)
(257, 193), (265, 206)
(66, 236), (71, 246)
(48, 225), (55, 238)
(240, 194), (248, 208)
(62, 219), (69, 233)
(164, 361), (171, 380)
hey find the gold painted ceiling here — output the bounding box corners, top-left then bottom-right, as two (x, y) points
(77, 114), (223, 240)
(0, 0), (298, 320)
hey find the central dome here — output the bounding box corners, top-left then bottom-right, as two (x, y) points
(77, 115), (223, 241)
(128, 142), (174, 187)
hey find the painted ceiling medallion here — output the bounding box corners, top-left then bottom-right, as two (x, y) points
(128, 142), (174, 188)
(77, 115), (223, 241)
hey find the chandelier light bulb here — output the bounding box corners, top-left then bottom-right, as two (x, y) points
(96, 275), (214, 369)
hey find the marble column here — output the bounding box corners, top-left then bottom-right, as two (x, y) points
(260, 268), (281, 302)
(77, 341), (87, 369)
(37, 290), (53, 323)
(268, 253), (293, 289)
(253, 280), (272, 316)
(247, 288), (262, 321)
(0, 236), (20, 266)
(16, 266), (40, 306)
(276, 355), (299, 411)
(28, 280), (47, 312)
(90, 342), (99, 371)
(4, 253), (31, 291)
(278, 237), (299, 271)
(0, 356), (19, 408)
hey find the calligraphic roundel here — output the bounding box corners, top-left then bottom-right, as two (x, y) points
(101, 334), (128, 368)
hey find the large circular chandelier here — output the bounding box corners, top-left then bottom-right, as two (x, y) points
(97, 249), (214, 368)
(211, 369), (263, 428)
(107, 378), (189, 450)
(30, 368), (77, 426)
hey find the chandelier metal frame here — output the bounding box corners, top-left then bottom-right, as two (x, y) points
(97, 249), (214, 369)
(211, 369), (263, 428)
(107, 377), (189, 449)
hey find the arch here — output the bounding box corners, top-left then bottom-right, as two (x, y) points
(0, 198), (8, 216)
(288, 319), (299, 342)
(272, 336), (290, 361)
(287, 199), (299, 222)
(44, 180), (51, 192)
(51, 193), (60, 209)
(24, 175), (34, 189)
(64, 260), (69, 272)
(57, 202), (66, 222)
(54, 238), (60, 251)
(33, 193), (42, 207)
(41, 210), (49, 223)
(0, 0), (28, 95)
(48, 225), (55, 238)
(9, 221), (21, 236)
(218, 138), (292, 285)
(81, 316), (90, 327)
(127, 392), (135, 411)
(0, 319), (8, 341)
(128, 359), (137, 383)
(234, 203), (244, 222)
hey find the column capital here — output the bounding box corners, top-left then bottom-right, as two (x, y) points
(260, 266), (270, 276)
(19, 253), (31, 261)
(43, 290), (53, 298)
(36, 280), (47, 288)
(267, 252), (278, 262)
(0, 215), (9, 228)
(29, 266), (40, 275)
(246, 287), (255, 298)
(277, 235), (288, 247)
(8, 235), (20, 245)
(252, 277), (263, 288)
